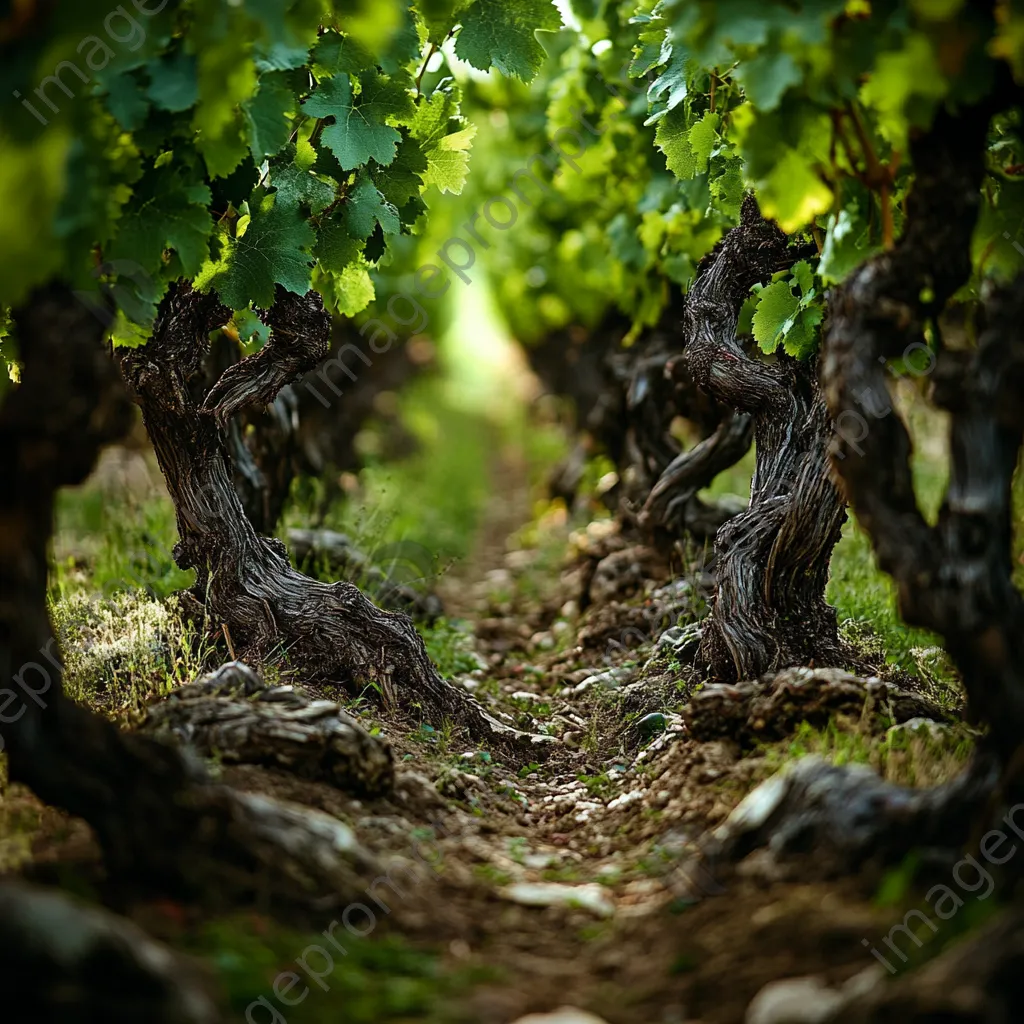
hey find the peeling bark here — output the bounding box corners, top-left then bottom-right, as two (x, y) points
(683, 196), (847, 681)
(120, 282), (550, 756)
(142, 661), (395, 797)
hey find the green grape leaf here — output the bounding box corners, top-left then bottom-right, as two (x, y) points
(734, 49), (802, 113)
(687, 111), (720, 170)
(109, 175), (213, 279)
(312, 31), (375, 75)
(758, 148), (832, 233)
(102, 69), (151, 131)
(233, 307), (272, 351)
(345, 171), (401, 238)
(819, 204), (876, 284)
(655, 105), (697, 178)
(255, 39), (312, 73)
(419, 0), (469, 44)
(303, 70), (415, 170)
(313, 262), (375, 316)
(370, 132), (428, 207)
(271, 163), (336, 214)
(752, 278), (799, 355)
(791, 259), (815, 295)
(709, 160), (745, 219)
(647, 49), (690, 114)
(146, 50), (198, 113)
(315, 213), (365, 272)
(243, 72), (296, 160)
(209, 195), (316, 309)
(455, 0), (563, 82)
(410, 90), (476, 194)
(782, 304), (823, 359)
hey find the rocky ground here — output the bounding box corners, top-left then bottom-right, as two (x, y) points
(0, 447), (999, 1024)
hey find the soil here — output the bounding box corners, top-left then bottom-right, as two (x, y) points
(2, 439), (965, 1024)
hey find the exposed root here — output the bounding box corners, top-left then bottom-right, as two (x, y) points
(141, 661), (395, 798)
(683, 667), (952, 747)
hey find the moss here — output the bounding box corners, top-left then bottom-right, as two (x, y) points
(179, 915), (494, 1023)
(759, 717), (974, 788)
(827, 521), (950, 680)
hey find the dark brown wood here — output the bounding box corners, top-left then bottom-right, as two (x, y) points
(822, 104), (1024, 762)
(681, 196), (847, 681)
(120, 282), (549, 757)
(0, 284), (384, 908)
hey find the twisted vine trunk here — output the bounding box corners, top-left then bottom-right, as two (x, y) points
(120, 282), (546, 755)
(682, 197), (846, 682)
(822, 102), (1024, 763)
(0, 284), (386, 906)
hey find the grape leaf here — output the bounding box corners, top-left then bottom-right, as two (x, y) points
(344, 171), (401, 238)
(752, 279), (799, 354)
(655, 106), (697, 178)
(315, 213), (365, 272)
(210, 195), (316, 308)
(791, 259), (815, 295)
(410, 90), (476, 194)
(270, 163), (336, 214)
(102, 69), (151, 131)
(455, 0), (563, 82)
(243, 72), (295, 160)
(370, 132), (428, 206)
(782, 304), (823, 359)
(145, 50), (198, 113)
(312, 31), (375, 75)
(734, 49), (802, 113)
(819, 204), (875, 284)
(687, 111), (720, 171)
(418, 0), (469, 44)
(109, 174), (213, 278)
(303, 70), (416, 170)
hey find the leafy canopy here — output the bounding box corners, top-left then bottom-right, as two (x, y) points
(0, 0), (564, 340)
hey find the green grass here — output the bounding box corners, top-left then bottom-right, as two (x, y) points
(181, 916), (494, 1024)
(827, 522), (944, 676)
(284, 374), (494, 571)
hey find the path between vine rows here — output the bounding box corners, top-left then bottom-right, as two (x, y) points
(10, 439), (930, 1024)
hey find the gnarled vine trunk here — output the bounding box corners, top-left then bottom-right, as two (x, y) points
(0, 285), (380, 906)
(823, 104), (1024, 763)
(681, 197), (847, 681)
(120, 282), (545, 755)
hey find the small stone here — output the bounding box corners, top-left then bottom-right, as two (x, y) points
(574, 667), (632, 695)
(745, 976), (846, 1024)
(560, 600), (580, 620)
(637, 712), (668, 739)
(531, 631), (556, 651)
(499, 882), (615, 918)
(510, 1009), (610, 1024)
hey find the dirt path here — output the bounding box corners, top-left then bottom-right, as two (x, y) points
(5, 438), (972, 1024)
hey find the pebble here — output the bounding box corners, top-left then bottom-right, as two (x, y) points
(510, 1009), (610, 1024)
(574, 667), (633, 695)
(498, 882), (615, 918)
(745, 966), (885, 1024)
(637, 711), (668, 738)
(745, 977), (846, 1024)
